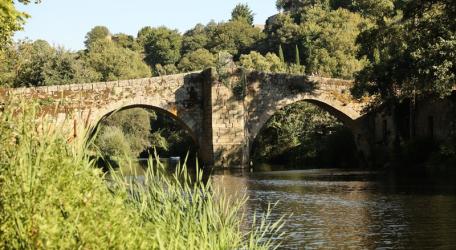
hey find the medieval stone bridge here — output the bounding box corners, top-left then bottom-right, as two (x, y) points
(0, 68), (370, 167)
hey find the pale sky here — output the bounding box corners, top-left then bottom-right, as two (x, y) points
(14, 0), (278, 51)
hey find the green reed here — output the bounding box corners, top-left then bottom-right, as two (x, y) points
(0, 99), (283, 249)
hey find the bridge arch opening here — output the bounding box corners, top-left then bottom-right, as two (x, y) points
(90, 104), (200, 170)
(248, 99), (359, 170)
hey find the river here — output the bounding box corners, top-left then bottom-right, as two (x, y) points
(212, 167), (456, 249)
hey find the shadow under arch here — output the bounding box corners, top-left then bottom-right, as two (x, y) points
(247, 98), (358, 166)
(304, 99), (356, 128)
(88, 104), (201, 160)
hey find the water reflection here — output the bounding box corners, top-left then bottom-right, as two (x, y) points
(212, 168), (456, 249)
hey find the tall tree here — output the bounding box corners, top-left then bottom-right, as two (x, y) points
(136, 26), (153, 48)
(84, 26), (111, 49)
(265, 6), (370, 79)
(206, 20), (264, 57)
(278, 44), (285, 62)
(231, 3), (254, 25)
(140, 26), (182, 67)
(83, 40), (151, 81)
(295, 44), (300, 66)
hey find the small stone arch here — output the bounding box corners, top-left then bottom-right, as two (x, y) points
(88, 102), (202, 159)
(94, 105), (198, 143)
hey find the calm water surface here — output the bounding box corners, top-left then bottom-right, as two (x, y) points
(212, 167), (456, 249)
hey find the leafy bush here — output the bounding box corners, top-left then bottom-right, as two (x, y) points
(95, 126), (132, 159)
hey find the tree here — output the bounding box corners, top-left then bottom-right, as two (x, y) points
(0, 0), (40, 50)
(276, 0), (353, 12)
(181, 24), (209, 55)
(136, 26), (153, 48)
(83, 40), (151, 81)
(276, 0), (331, 12)
(206, 20), (264, 57)
(43, 48), (99, 85)
(177, 48), (215, 72)
(239, 51), (271, 72)
(182, 20), (264, 58)
(0, 47), (15, 86)
(352, 0), (456, 100)
(84, 26), (111, 49)
(295, 44), (300, 66)
(141, 26), (182, 67)
(264, 13), (301, 61)
(94, 108), (197, 160)
(274, 6), (369, 78)
(231, 3), (254, 25)
(278, 44), (285, 62)
(351, 0), (395, 19)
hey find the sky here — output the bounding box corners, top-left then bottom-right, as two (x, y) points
(14, 0), (278, 51)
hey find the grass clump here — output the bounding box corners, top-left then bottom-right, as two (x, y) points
(0, 99), (282, 249)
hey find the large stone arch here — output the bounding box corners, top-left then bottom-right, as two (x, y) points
(245, 96), (359, 145)
(244, 73), (363, 145)
(237, 72), (367, 166)
(245, 97), (359, 162)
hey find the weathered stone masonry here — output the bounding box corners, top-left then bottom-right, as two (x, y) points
(0, 69), (369, 168)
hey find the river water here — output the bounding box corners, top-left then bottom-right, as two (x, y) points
(211, 167), (456, 249)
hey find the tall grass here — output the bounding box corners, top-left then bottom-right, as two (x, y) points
(0, 99), (282, 249)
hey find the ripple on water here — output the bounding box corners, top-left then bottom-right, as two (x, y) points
(213, 169), (456, 249)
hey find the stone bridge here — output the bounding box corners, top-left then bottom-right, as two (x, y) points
(0, 68), (370, 168)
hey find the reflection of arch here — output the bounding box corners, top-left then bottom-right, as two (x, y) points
(90, 103), (200, 151)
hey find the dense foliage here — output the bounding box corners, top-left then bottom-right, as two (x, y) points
(82, 39), (151, 82)
(263, 3), (371, 79)
(0, 25), (152, 87)
(352, 0), (456, 100)
(0, 1), (382, 87)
